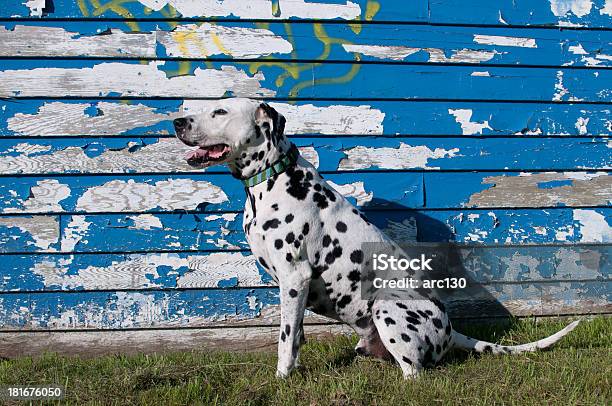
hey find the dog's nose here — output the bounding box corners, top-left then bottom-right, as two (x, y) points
(173, 118), (188, 131)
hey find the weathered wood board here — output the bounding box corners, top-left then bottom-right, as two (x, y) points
(2, 99), (610, 137)
(4, 0), (612, 28)
(1, 244), (609, 292)
(1, 137), (612, 175)
(0, 1), (610, 354)
(1, 60), (610, 101)
(0, 172), (609, 214)
(1, 208), (611, 254)
(2, 22), (611, 68)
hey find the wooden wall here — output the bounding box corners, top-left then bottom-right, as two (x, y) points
(0, 0), (610, 355)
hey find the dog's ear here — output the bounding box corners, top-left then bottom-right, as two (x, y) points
(255, 102), (286, 145)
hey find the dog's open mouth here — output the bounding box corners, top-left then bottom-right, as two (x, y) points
(185, 144), (232, 167)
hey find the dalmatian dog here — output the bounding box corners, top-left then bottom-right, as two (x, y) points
(174, 98), (580, 379)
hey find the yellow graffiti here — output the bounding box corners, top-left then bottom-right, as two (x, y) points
(78, 0), (382, 98)
(77, 0), (90, 16)
(88, 0), (141, 33)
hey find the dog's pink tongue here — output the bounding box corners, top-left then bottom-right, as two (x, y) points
(209, 145), (228, 159)
(185, 148), (208, 160)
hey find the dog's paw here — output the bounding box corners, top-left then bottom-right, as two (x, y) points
(275, 368), (291, 379)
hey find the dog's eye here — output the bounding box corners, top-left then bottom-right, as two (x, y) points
(212, 109), (228, 117)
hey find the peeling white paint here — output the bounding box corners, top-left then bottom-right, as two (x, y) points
(602, 0), (612, 15)
(183, 101), (385, 135)
(0, 216), (59, 250)
(468, 172), (611, 207)
(550, 0), (593, 17)
(8, 102), (176, 136)
(136, 0), (361, 19)
(566, 43), (612, 66)
(471, 71), (490, 77)
(128, 214), (164, 230)
(573, 209), (612, 242)
(0, 26), (156, 57)
(575, 117), (590, 135)
(327, 181), (373, 206)
(7, 143), (51, 155)
(0, 62), (275, 98)
(342, 44), (499, 63)
(76, 179), (228, 212)
(473, 34), (537, 48)
(4, 179), (71, 213)
(31, 252), (263, 291)
(297, 146), (320, 169)
(23, 0), (45, 17)
(177, 252), (262, 287)
(158, 23), (292, 58)
(448, 109), (492, 135)
(61, 216), (91, 252)
(338, 143), (460, 170)
(553, 70), (569, 101)
(0, 138), (321, 174)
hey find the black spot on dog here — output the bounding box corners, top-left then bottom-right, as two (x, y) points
(286, 253), (293, 262)
(285, 324), (291, 335)
(401, 333), (411, 342)
(405, 317), (421, 325)
(263, 219), (280, 231)
(322, 235), (332, 247)
(285, 232), (295, 244)
(280, 332), (286, 341)
(348, 270), (360, 282)
(350, 250), (363, 264)
(285, 214), (294, 223)
(336, 221), (347, 233)
(396, 302), (407, 310)
(302, 223), (310, 235)
(432, 318), (443, 329)
(406, 310), (419, 319)
(289, 289), (298, 298)
(384, 317), (396, 326)
(274, 239), (284, 249)
(356, 317), (370, 329)
(286, 167), (311, 200)
(337, 295), (352, 309)
(402, 356), (413, 365)
(312, 192), (328, 209)
(407, 324), (418, 332)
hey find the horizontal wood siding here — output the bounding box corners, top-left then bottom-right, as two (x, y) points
(0, 0), (610, 354)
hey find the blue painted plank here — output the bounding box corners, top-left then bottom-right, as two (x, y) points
(0, 0), (425, 21)
(0, 137), (610, 175)
(3, 21), (611, 67)
(0, 207), (610, 254)
(0, 288), (279, 330)
(1, 172), (610, 214)
(2, 99), (610, 137)
(1, 243), (608, 292)
(3, 0), (611, 28)
(0, 280), (608, 329)
(1, 59), (610, 102)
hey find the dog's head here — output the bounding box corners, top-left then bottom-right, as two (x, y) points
(174, 98), (288, 178)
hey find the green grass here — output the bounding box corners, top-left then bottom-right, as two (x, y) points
(1, 317), (610, 405)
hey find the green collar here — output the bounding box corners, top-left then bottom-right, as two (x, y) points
(241, 145), (300, 187)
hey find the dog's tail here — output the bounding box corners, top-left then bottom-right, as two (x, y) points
(451, 320), (580, 355)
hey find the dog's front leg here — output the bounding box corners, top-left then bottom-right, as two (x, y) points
(275, 261), (311, 378)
